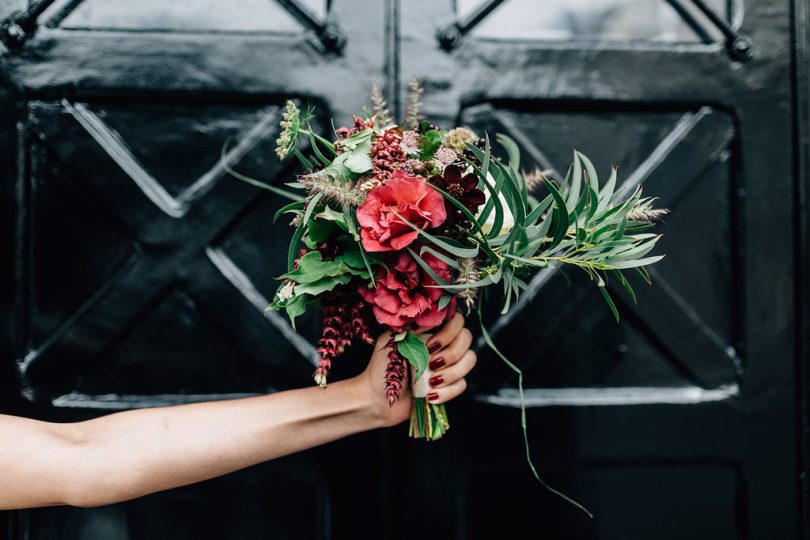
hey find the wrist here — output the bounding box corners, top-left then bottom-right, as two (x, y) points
(344, 375), (388, 430)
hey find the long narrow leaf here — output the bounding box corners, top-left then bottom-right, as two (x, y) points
(566, 150), (582, 211)
(544, 179), (570, 250)
(418, 245), (463, 270)
(599, 286), (620, 322)
(221, 146), (305, 202)
(609, 255), (665, 269)
(274, 201), (305, 222)
(391, 210), (479, 258)
(476, 305), (593, 518)
(287, 225), (305, 271)
(407, 247), (450, 285)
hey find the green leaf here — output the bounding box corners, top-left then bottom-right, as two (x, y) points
(597, 166), (618, 213)
(287, 225), (305, 272)
(281, 250), (343, 283)
(544, 179), (570, 250)
(503, 253), (549, 268)
(575, 151), (600, 222)
(438, 294), (454, 310)
(482, 134), (491, 182)
(316, 206), (346, 221)
(398, 332), (430, 381)
(599, 286), (620, 322)
(293, 274), (351, 296)
(476, 305), (593, 518)
(609, 255), (665, 269)
(525, 193), (552, 225)
(340, 128), (374, 150)
(318, 153), (353, 180)
(343, 203), (377, 286)
(345, 152), (372, 173)
(426, 182), (488, 241)
(420, 130), (444, 160)
(338, 240), (367, 269)
(496, 133), (520, 172)
(274, 201), (305, 222)
(566, 150), (582, 212)
(475, 166), (506, 240)
(292, 147), (315, 171)
(429, 269), (499, 290)
(407, 247), (449, 285)
(221, 144), (305, 202)
(612, 270), (637, 304)
(391, 210), (479, 258)
(307, 131), (331, 166)
(303, 192), (323, 226)
(306, 218), (335, 243)
(284, 295), (307, 329)
(418, 245), (463, 270)
(309, 130), (338, 157)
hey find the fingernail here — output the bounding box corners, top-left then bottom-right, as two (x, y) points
(428, 343), (441, 353)
(427, 392), (439, 402)
(429, 374), (444, 387)
(429, 358), (445, 370)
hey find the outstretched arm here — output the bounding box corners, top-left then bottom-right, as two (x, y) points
(0, 314), (474, 510)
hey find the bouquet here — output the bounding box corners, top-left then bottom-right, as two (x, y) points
(228, 79), (666, 514)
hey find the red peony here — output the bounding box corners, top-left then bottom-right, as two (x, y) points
(356, 171), (446, 252)
(360, 251), (457, 331)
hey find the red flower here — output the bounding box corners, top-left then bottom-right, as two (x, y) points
(360, 252), (457, 331)
(356, 171), (447, 252)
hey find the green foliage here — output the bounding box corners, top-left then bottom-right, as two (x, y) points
(397, 332), (430, 380)
(249, 98), (667, 326)
(448, 142), (666, 321)
(419, 130), (444, 160)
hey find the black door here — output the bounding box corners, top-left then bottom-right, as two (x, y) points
(0, 0), (800, 539)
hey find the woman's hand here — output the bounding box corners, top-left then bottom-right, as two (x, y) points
(357, 313), (477, 427)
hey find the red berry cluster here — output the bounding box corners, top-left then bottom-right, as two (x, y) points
(371, 130), (406, 182)
(335, 115), (375, 140)
(313, 286), (375, 387)
(384, 336), (407, 407)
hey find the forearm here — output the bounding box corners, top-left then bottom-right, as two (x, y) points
(2, 378), (382, 509)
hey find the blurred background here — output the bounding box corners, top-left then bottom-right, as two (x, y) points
(0, 0), (807, 538)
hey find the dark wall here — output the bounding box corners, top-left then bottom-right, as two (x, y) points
(0, 0), (805, 539)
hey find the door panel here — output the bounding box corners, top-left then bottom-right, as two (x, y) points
(398, 0), (795, 538)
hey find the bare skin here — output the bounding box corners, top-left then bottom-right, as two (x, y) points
(0, 313), (476, 510)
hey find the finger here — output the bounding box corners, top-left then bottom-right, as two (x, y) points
(424, 312), (464, 353)
(430, 350), (477, 388)
(429, 328), (472, 370)
(426, 378), (467, 405)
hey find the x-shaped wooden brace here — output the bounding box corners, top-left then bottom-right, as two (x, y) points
(19, 99), (317, 401)
(462, 104), (740, 390)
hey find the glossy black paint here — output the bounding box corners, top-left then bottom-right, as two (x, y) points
(0, 0), (803, 538)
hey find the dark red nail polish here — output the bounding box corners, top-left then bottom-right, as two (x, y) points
(428, 343), (441, 353)
(427, 392), (439, 402)
(429, 374), (444, 387)
(429, 358), (445, 370)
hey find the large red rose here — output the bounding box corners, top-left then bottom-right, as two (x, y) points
(356, 171), (446, 252)
(360, 251), (457, 331)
